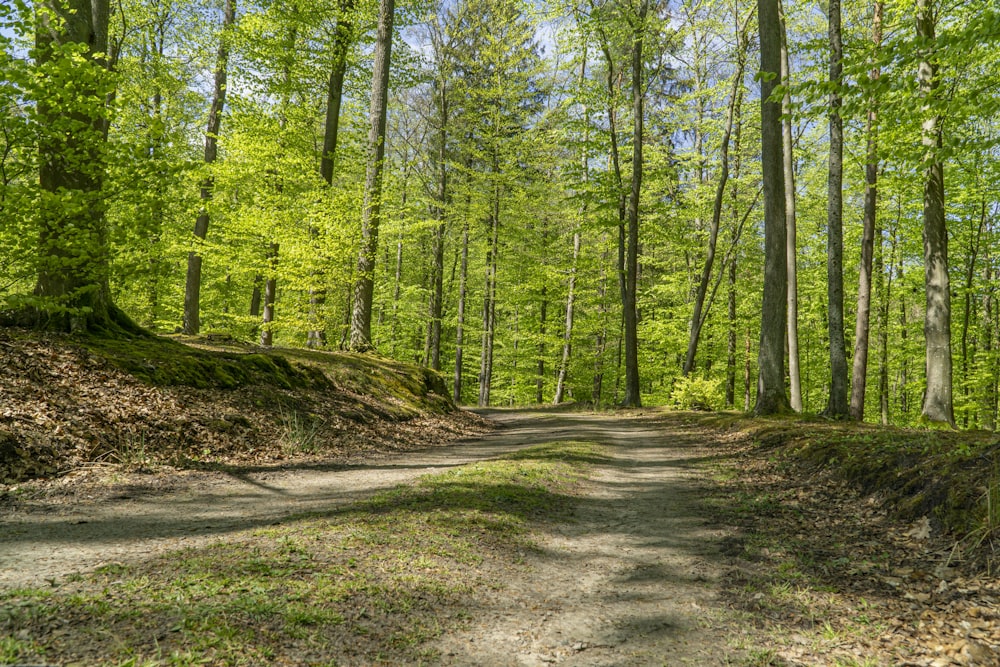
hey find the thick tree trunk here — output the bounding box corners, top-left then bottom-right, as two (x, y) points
(754, 0), (790, 415)
(32, 0), (136, 333)
(183, 0), (234, 336)
(825, 0), (849, 418)
(916, 0), (954, 426)
(779, 1), (801, 412)
(349, 0), (394, 351)
(850, 1), (883, 420)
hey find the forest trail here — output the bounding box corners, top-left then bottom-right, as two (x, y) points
(1, 411), (741, 664)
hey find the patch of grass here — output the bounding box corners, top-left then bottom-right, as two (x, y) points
(0, 441), (603, 666)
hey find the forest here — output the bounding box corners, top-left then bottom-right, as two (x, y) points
(1, 0), (999, 423)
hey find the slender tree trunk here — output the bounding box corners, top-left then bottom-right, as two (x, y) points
(259, 243), (279, 347)
(537, 286), (547, 403)
(726, 61), (744, 409)
(960, 201), (986, 427)
(389, 230), (403, 355)
(555, 231), (581, 404)
(684, 14), (749, 376)
(916, 0), (953, 425)
(479, 182), (500, 407)
(744, 329), (752, 411)
(622, 0), (649, 408)
(825, 0), (849, 418)
(755, 0), (789, 414)
(983, 249), (997, 430)
(877, 220), (893, 425)
(779, 1), (801, 412)
(348, 0), (395, 351)
(593, 234), (610, 406)
(850, 1), (883, 420)
(454, 217), (469, 404)
(307, 0), (355, 348)
(183, 0), (234, 335)
(428, 81), (449, 371)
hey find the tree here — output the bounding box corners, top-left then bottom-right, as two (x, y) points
(916, 0), (954, 426)
(849, 0), (883, 421)
(349, 0), (395, 351)
(754, 0), (789, 415)
(30, 0), (136, 333)
(182, 0), (235, 336)
(779, 0), (801, 412)
(824, 0), (848, 418)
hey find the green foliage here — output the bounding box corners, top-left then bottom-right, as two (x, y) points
(669, 375), (722, 411)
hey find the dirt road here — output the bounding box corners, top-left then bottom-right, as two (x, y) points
(1, 410), (743, 665)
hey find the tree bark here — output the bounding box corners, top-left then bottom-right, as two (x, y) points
(183, 0), (234, 336)
(622, 0), (648, 408)
(32, 0), (136, 333)
(779, 0), (801, 412)
(259, 243), (279, 347)
(825, 0), (849, 418)
(916, 0), (954, 426)
(555, 231), (581, 404)
(349, 0), (395, 351)
(754, 0), (790, 415)
(454, 217), (469, 404)
(850, 0), (883, 420)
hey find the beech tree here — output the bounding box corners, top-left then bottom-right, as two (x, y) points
(754, 0), (789, 415)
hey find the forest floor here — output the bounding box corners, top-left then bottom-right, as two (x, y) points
(3, 408), (1000, 666)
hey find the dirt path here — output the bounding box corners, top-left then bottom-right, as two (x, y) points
(1, 410), (743, 663)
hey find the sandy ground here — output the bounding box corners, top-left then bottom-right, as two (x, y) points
(1, 410), (744, 665)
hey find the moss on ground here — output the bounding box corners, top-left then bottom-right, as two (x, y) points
(693, 413), (1000, 554)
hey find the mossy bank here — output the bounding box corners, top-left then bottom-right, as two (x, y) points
(0, 328), (485, 485)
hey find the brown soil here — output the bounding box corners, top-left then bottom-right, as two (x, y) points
(3, 399), (999, 664)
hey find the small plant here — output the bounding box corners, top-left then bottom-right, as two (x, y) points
(670, 375), (721, 411)
(280, 408), (324, 454)
(100, 430), (152, 469)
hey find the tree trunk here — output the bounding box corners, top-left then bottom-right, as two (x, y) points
(684, 13), (749, 377)
(307, 0), (355, 348)
(960, 201), (986, 426)
(454, 217), (469, 404)
(555, 231), (581, 404)
(537, 286), (547, 403)
(850, 1), (883, 420)
(779, 1), (801, 412)
(183, 0), (234, 336)
(348, 0), (395, 351)
(825, 0), (849, 418)
(478, 190), (500, 407)
(32, 0), (134, 333)
(259, 243), (279, 347)
(754, 0), (789, 415)
(916, 0), (954, 426)
(622, 0), (648, 408)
